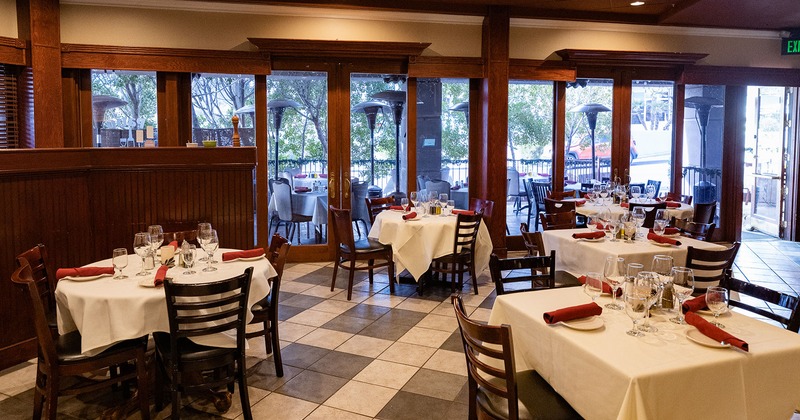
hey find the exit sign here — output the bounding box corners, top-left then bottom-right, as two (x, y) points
(782, 37), (800, 55)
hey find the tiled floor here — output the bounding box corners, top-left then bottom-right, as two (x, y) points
(1, 232), (798, 419)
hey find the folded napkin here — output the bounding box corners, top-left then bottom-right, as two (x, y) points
(666, 201), (681, 208)
(593, 223), (606, 230)
(154, 265), (169, 287)
(575, 199), (586, 207)
(319, 173), (328, 178)
(583, 193), (591, 199)
(647, 232), (682, 246)
(402, 212), (417, 221)
(572, 231), (606, 240)
(620, 202), (629, 208)
(294, 174), (307, 178)
(450, 185), (461, 190)
(389, 205), (405, 210)
(578, 275), (622, 296)
(649, 227), (680, 235)
(543, 302), (603, 324)
(167, 240), (179, 250)
(56, 266), (115, 280)
(685, 311), (748, 351)
(294, 186), (310, 192)
(452, 210), (475, 216)
(519, 171), (527, 176)
(222, 248), (265, 262)
(682, 294), (708, 313)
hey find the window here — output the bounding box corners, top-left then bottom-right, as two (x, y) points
(91, 70), (157, 147)
(0, 64), (19, 148)
(630, 80), (675, 194)
(565, 78), (614, 183)
(191, 73), (255, 146)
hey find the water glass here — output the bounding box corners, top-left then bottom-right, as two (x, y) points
(133, 232), (152, 276)
(583, 272), (603, 302)
(603, 257), (625, 310)
(439, 193), (448, 205)
(410, 191), (419, 209)
(631, 207), (646, 239)
(148, 225), (164, 255)
(669, 267), (695, 324)
(624, 294), (648, 337)
(645, 184), (656, 202)
(182, 244), (196, 275)
(112, 248), (128, 279)
(626, 263), (644, 283)
(706, 286), (729, 328)
(197, 223), (212, 261)
(635, 271), (660, 332)
(607, 219), (621, 242)
(630, 186), (641, 202)
(443, 200), (455, 216)
(202, 229), (219, 272)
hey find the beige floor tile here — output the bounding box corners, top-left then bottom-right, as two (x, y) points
(246, 334), (270, 359)
(362, 293), (406, 308)
(302, 285), (344, 299)
(377, 341), (437, 367)
(284, 264), (325, 275)
(296, 328), (354, 350)
(353, 359), (419, 389)
(250, 393), (318, 420)
(457, 293), (488, 307)
(281, 281), (316, 294)
(469, 308), (493, 322)
(422, 349), (467, 376)
(330, 290), (372, 303)
(336, 335), (394, 358)
(0, 394), (8, 402)
(429, 301), (478, 318)
(324, 381), (397, 417)
(305, 405), (372, 420)
(275, 322), (317, 342)
(310, 299), (358, 315)
(395, 298), (441, 313)
(415, 313), (459, 332)
(397, 326), (452, 348)
(188, 385), (269, 419)
(0, 363), (37, 396)
(286, 309), (339, 327)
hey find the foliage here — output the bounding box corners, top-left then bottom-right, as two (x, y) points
(191, 75), (254, 130)
(440, 81), (470, 160)
(508, 81), (554, 162)
(91, 71), (157, 130)
(565, 80), (614, 153)
(268, 71), (328, 163)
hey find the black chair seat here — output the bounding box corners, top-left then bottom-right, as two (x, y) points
(477, 370), (582, 420)
(554, 271), (583, 288)
(58, 330), (146, 363)
(432, 250), (471, 265)
(341, 238), (388, 254)
(153, 332), (236, 362)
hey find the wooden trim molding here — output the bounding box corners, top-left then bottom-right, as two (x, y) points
(555, 49), (708, 68)
(61, 44), (270, 74)
(248, 38), (430, 59)
(682, 65), (800, 87)
(0, 36), (27, 66)
(509, 59), (575, 81)
(408, 56), (484, 78)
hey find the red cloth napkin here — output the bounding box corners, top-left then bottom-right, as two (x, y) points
(389, 205), (404, 210)
(647, 232), (682, 246)
(402, 212), (417, 220)
(572, 231), (606, 240)
(56, 266), (115, 280)
(682, 294), (708, 313)
(583, 193), (591, 199)
(222, 248), (265, 262)
(665, 201), (681, 208)
(575, 199), (586, 207)
(452, 210), (475, 216)
(649, 227), (680, 235)
(167, 241), (179, 250)
(319, 173), (328, 178)
(294, 174), (307, 178)
(592, 223), (606, 230)
(685, 311), (748, 352)
(620, 202), (629, 208)
(543, 302), (603, 324)
(154, 265), (169, 287)
(294, 187), (310, 192)
(450, 185), (461, 190)
(578, 275), (622, 296)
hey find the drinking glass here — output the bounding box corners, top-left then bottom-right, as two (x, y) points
(592, 184), (602, 204)
(182, 244), (196, 275)
(112, 248), (128, 279)
(645, 184), (656, 202)
(631, 207), (646, 240)
(410, 192), (419, 209)
(148, 225), (164, 257)
(444, 200), (455, 216)
(630, 185), (641, 202)
(586, 215), (598, 231)
(603, 257), (625, 310)
(635, 271), (660, 332)
(439, 193), (448, 205)
(626, 263), (644, 283)
(653, 209), (669, 235)
(583, 272), (603, 303)
(651, 254), (674, 310)
(624, 294), (648, 337)
(202, 229), (219, 272)
(669, 267), (695, 324)
(197, 223), (212, 261)
(607, 219), (621, 242)
(400, 198), (410, 213)
(598, 184), (609, 204)
(133, 232), (152, 276)
(705, 286), (729, 328)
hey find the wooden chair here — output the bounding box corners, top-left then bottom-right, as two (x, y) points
(507, 168), (528, 214)
(685, 242), (741, 293)
(490, 252), (556, 295)
(273, 178), (312, 244)
(519, 223), (545, 257)
(547, 190), (576, 200)
(628, 202), (667, 229)
(544, 198), (577, 214)
(365, 195), (395, 225)
(451, 295), (579, 420)
(246, 234), (291, 377)
(425, 179), (451, 198)
(16, 244), (58, 335)
(329, 206), (395, 300)
(350, 181), (371, 238)
(693, 201), (717, 224)
(527, 180), (551, 231)
(660, 192), (692, 205)
(154, 268), (254, 420)
(580, 182), (595, 192)
(469, 197), (496, 229)
(163, 230), (199, 247)
(646, 179), (661, 197)
(12, 261), (151, 420)
(539, 211), (576, 231)
(721, 277), (800, 332)
(429, 212), (483, 295)
(672, 218), (716, 241)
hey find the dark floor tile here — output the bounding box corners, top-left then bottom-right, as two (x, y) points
(293, 273), (331, 285)
(402, 368), (467, 401)
(321, 314), (375, 334)
(455, 381), (470, 405)
(281, 294), (326, 309)
(359, 317), (415, 341)
(275, 370), (348, 404)
(280, 343), (331, 369)
(478, 295), (496, 309)
(0, 394), (37, 419)
(277, 304), (305, 321)
(376, 390), (452, 420)
(247, 359), (303, 391)
(278, 291), (297, 303)
(307, 350), (374, 379)
(439, 331), (464, 353)
(341, 303), (392, 320)
(377, 283), (419, 297)
(377, 308), (428, 326)
(445, 401), (470, 418)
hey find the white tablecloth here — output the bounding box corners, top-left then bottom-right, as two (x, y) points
(489, 288), (800, 420)
(541, 228), (726, 275)
(268, 191), (329, 226)
(575, 201), (694, 221)
(368, 210), (493, 281)
(55, 248), (277, 355)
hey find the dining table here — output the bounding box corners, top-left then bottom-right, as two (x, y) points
(368, 209), (493, 281)
(55, 248), (277, 356)
(268, 190), (329, 227)
(488, 287), (800, 420)
(574, 199), (694, 221)
(541, 228), (725, 276)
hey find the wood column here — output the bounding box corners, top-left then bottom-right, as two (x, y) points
(255, 74), (269, 249)
(552, 81), (567, 191)
(720, 85), (747, 242)
(473, 7), (509, 252)
(17, 0), (64, 148)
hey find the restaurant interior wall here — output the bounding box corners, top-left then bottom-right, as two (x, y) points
(0, 0), (15, 38)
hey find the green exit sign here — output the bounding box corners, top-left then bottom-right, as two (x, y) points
(782, 38), (800, 55)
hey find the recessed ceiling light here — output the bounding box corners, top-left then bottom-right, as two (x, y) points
(631, 1), (645, 5)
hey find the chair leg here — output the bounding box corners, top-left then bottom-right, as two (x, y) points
(368, 259), (374, 284)
(331, 252), (340, 292)
(387, 258), (396, 295)
(171, 387), (181, 420)
(237, 357), (253, 420)
(136, 349), (151, 420)
(270, 320), (284, 377)
(347, 259), (356, 300)
(154, 353), (164, 411)
(33, 368), (45, 420)
(471, 264), (479, 295)
(45, 372), (59, 420)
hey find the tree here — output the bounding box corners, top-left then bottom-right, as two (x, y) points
(91, 71), (157, 129)
(508, 82), (554, 161)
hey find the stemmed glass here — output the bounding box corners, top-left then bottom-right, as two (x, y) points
(148, 225), (164, 258)
(603, 257), (625, 310)
(624, 294), (648, 337)
(598, 184), (609, 205)
(626, 263), (644, 283)
(645, 184), (656, 202)
(133, 232), (152, 276)
(631, 207), (646, 240)
(586, 215), (598, 231)
(112, 248), (128, 279)
(630, 186), (641, 202)
(182, 243), (196, 275)
(445, 200), (455, 216)
(201, 229), (219, 272)
(653, 209), (669, 236)
(439, 193), (448, 207)
(706, 286), (729, 328)
(651, 255), (674, 310)
(197, 223), (212, 261)
(635, 271), (660, 332)
(400, 198), (410, 213)
(615, 184), (627, 204)
(583, 272), (603, 303)
(592, 184), (602, 204)
(669, 267), (695, 324)
(409, 192), (419, 210)
(621, 212), (636, 243)
(607, 218), (621, 242)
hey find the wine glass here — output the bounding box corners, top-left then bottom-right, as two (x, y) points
(410, 191), (419, 209)
(112, 248), (128, 279)
(626, 263), (643, 283)
(669, 267), (695, 324)
(631, 207), (646, 240)
(182, 244), (196, 275)
(400, 198), (410, 213)
(706, 286), (729, 328)
(630, 185), (641, 202)
(623, 215), (637, 243)
(607, 218), (621, 242)
(653, 209), (669, 236)
(651, 254), (674, 310)
(439, 193), (448, 206)
(197, 223), (212, 261)
(598, 184), (609, 205)
(444, 200), (455, 216)
(592, 184), (602, 204)
(133, 232), (152, 276)
(202, 229), (219, 272)
(603, 257), (625, 310)
(624, 294), (648, 337)
(583, 272), (603, 303)
(148, 225), (164, 257)
(635, 271), (660, 332)
(586, 215), (598, 231)
(645, 184), (656, 202)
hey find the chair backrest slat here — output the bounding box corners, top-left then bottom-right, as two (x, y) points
(366, 195), (395, 225)
(11, 261), (58, 365)
(628, 202), (667, 228)
(693, 201), (717, 224)
(686, 242), (740, 293)
(490, 252), (556, 295)
(539, 210), (576, 230)
(329, 206), (356, 250)
(452, 213), (481, 255)
(722, 276), (800, 332)
(544, 198), (577, 214)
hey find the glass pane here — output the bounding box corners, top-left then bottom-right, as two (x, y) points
(507, 80), (554, 234)
(91, 70), (157, 148)
(565, 78), (614, 184)
(683, 84), (725, 222)
(191, 73), (255, 146)
(630, 80), (675, 196)
(266, 70), (328, 245)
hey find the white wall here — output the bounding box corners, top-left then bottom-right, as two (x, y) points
(0, 0), (17, 38)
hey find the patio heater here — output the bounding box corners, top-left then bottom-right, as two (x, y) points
(570, 103), (611, 181)
(685, 96), (723, 204)
(449, 101), (469, 129)
(371, 90), (406, 200)
(352, 101), (389, 187)
(92, 95), (128, 147)
(268, 99), (301, 180)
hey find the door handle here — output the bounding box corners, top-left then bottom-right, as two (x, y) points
(343, 177), (351, 199)
(329, 175), (336, 199)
